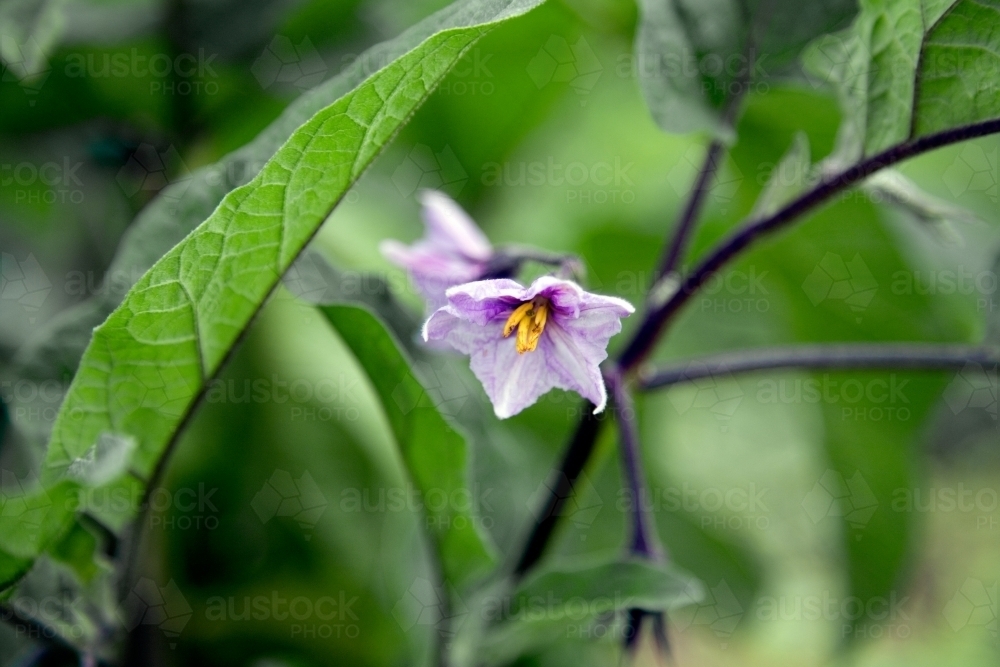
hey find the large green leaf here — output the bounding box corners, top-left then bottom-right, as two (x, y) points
(805, 0), (1000, 167)
(320, 304), (496, 588)
(0, 0), (546, 592)
(634, 0), (856, 137)
(5, 0), (545, 450)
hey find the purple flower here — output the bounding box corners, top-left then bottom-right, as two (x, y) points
(380, 190), (493, 311)
(423, 276), (634, 418)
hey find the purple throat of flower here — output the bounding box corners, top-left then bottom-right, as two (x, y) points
(502, 297), (550, 354)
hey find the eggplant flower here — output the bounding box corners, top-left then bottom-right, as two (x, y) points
(380, 190), (493, 311)
(423, 276), (634, 418)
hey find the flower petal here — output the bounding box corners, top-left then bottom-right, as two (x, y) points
(423, 310), (550, 417)
(444, 279), (526, 325)
(420, 190), (492, 261)
(527, 275), (586, 318)
(541, 320), (609, 412)
(381, 240), (484, 310)
(424, 275), (635, 418)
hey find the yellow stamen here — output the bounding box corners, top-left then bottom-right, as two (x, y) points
(503, 301), (534, 338)
(504, 298), (550, 354)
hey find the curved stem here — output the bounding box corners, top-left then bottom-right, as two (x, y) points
(638, 343), (999, 390)
(511, 117), (1000, 579)
(619, 117), (1000, 371)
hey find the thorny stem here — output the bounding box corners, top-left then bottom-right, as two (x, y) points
(638, 343), (1000, 390)
(512, 117), (1000, 580)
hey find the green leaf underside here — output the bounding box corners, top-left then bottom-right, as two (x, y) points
(474, 560), (700, 664)
(635, 0), (857, 137)
(751, 131), (812, 219)
(322, 304), (495, 587)
(0, 0), (546, 593)
(509, 560), (700, 616)
(805, 0), (1000, 164)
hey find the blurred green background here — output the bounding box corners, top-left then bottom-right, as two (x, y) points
(1, 0), (998, 665)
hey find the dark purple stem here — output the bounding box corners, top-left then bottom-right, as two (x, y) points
(638, 343), (999, 389)
(513, 404), (604, 577)
(606, 368), (661, 559)
(619, 117), (1000, 371)
(656, 139), (725, 278)
(512, 117), (1000, 579)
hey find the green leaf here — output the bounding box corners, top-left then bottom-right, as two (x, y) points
(0, 478), (73, 559)
(750, 131), (812, 219)
(6, 0), (546, 450)
(863, 168), (982, 245)
(0, 552), (33, 594)
(804, 0), (1000, 166)
(10, 0), (545, 575)
(634, 0), (856, 137)
(466, 559), (700, 665)
(320, 304), (496, 588)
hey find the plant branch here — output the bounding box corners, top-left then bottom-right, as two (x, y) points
(619, 117), (1000, 371)
(510, 117), (1000, 580)
(606, 368), (661, 559)
(653, 16), (754, 282)
(656, 139), (725, 278)
(512, 403), (604, 578)
(637, 343), (999, 390)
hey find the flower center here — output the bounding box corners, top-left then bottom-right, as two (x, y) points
(503, 297), (550, 354)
